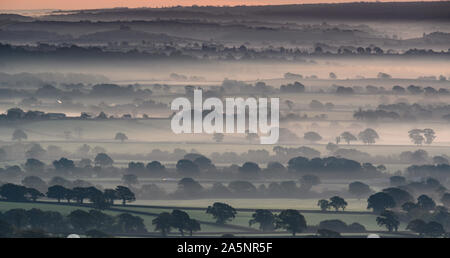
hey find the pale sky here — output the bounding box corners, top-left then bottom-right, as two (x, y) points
(0, 0), (437, 11)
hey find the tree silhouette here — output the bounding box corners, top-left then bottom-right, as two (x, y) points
(275, 209), (307, 236)
(206, 202), (237, 224)
(249, 209), (276, 231)
(12, 129), (27, 142)
(358, 128), (379, 144)
(152, 212), (173, 237)
(115, 132), (128, 143)
(340, 132), (357, 144)
(376, 210), (399, 232)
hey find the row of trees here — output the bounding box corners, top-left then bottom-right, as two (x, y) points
(0, 208), (147, 237)
(0, 183), (136, 208)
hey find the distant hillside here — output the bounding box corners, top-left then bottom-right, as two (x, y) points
(39, 1), (450, 22)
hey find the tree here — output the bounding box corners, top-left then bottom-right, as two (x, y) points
(358, 128), (379, 144)
(367, 192), (396, 213)
(329, 196), (348, 211)
(238, 162), (261, 178)
(46, 185), (68, 203)
(116, 213), (147, 233)
(382, 187), (413, 207)
(206, 202), (237, 224)
(275, 209), (307, 236)
(122, 174), (139, 187)
(348, 181), (371, 199)
(376, 210), (399, 232)
(152, 212), (173, 237)
(408, 129), (425, 145)
(25, 188), (44, 202)
(249, 209), (276, 231)
(176, 159), (199, 175)
(317, 199), (330, 211)
(24, 159), (46, 174)
(340, 132), (357, 144)
(0, 220), (13, 237)
(407, 219), (445, 237)
(171, 209), (191, 236)
(68, 210), (94, 232)
(304, 131), (322, 143)
(94, 153), (114, 167)
(103, 189), (118, 205)
(177, 177), (204, 197)
(114, 132), (128, 143)
(0, 183), (28, 201)
(22, 176), (47, 193)
(115, 186), (136, 205)
(417, 194), (436, 211)
(185, 219), (201, 236)
(390, 176), (406, 186)
(213, 133), (224, 143)
(299, 175), (321, 192)
(12, 129), (27, 142)
(423, 128), (436, 144)
(441, 193), (450, 208)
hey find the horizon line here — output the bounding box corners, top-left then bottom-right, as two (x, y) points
(1, 1), (449, 12)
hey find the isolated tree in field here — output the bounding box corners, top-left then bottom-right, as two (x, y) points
(329, 196), (348, 211)
(152, 212), (173, 237)
(275, 209), (307, 236)
(206, 202), (237, 224)
(249, 209), (276, 231)
(376, 210), (399, 232)
(115, 186), (136, 205)
(348, 181), (371, 199)
(94, 153), (114, 167)
(423, 128), (436, 144)
(408, 129), (425, 145)
(367, 192), (396, 213)
(122, 174), (139, 186)
(340, 132), (357, 144)
(358, 128), (379, 144)
(12, 129), (27, 142)
(114, 132), (128, 143)
(317, 199), (330, 211)
(185, 218), (201, 236)
(304, 131), (322, 143)
(213, 133), (224, 143)
(46, 185), (68, 203)
(171, 209), (191, 236)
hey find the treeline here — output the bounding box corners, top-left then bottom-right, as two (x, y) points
(354, 103), (450, 122)
(0, 207), (146, 238)
(0, 150), (385, 180)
